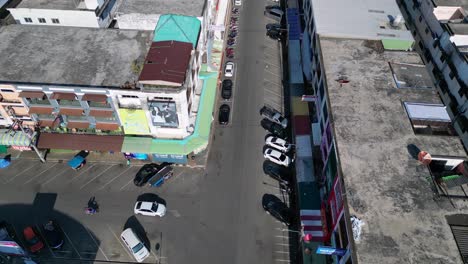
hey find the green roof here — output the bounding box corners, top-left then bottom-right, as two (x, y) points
(153, 14), (201, 48)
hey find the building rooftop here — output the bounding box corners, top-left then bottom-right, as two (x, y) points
(16, 0), (79, 10)
(138, 41), (193, 86)
(434, 0), (468, 10)
(153, 14), (201, 48)
(0, 25), (152, 88)
(117, 0), (205, 17)
(320, 37), (467, 264)
(311, 0), (413, 41)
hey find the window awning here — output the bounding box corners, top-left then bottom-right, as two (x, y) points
(82, 94), (108, 102)
(37, 133), (124, 151)
(59, 108), (84, 116)
(66, 121), (90, 129)
(89, 109), (114, 117)
(28, 106), (54, 114)
(0, 129), (34, 147)
(96, 123), (120, 131)
(18, 91), (45, 98)
(51, 92), (76, 100)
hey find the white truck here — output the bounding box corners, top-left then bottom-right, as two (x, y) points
(260, 105), (288, 128)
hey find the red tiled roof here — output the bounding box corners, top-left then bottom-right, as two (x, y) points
(138, 41), (193, 86)
(28, 106), (54, 114)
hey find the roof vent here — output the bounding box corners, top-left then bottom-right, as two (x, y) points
(389, 15), (404, 28)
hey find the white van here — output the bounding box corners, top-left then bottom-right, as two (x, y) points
(264, 9), (284, 21)
(121, 228), (150, 263)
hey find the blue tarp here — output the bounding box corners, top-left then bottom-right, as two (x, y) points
(301, 31), (313, 81)
(288, 40), (303, 84)
(286, 8), (301, 40)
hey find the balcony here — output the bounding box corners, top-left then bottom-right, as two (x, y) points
(28, 98), (51, 106)
(57, 99), (82, 107)
(88, 101), (111, 108)
(67, 115), (89, 121)
(95, 115), (116, 121)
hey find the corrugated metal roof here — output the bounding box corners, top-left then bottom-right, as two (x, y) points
(138, 41), (193, 85)
(37, 133), (124, 151)
(153, 14), (201, 48)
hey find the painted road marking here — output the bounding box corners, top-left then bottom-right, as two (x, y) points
(36, 224), (57, 258)
(107, 225), (133, 260)
(79, 165), (115, 190)
(119, 178), (134, 191)
(4, 164), (37, 183)
(97, 166), (134, 191)
(263, 78), (281, 87)
(275, 259), (291, 262)
(24, 163), (58, 184)
(61, 226), (82, 259)
(67, 164), (96, 183)
(40, 167), (69, 186)
(84, 227), (109, 261)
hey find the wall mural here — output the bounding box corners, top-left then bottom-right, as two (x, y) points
(148, 101), (179, 128)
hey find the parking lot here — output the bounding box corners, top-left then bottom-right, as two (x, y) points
(0, 160), (206, 263)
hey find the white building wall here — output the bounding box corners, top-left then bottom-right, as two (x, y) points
(109, 89), (190, 139)
(9, 9), (100, 28)
(115, 13), (160, 30)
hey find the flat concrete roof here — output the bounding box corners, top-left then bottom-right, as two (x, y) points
(0, 25), (152, 88)
(311, 0), (413, 41)
(320, 37), (467, 264)
(117, 0), (205, 17)
(434, 0), (468, 9)
(16, 0), (78, 10)
(447, 23), (468, 35)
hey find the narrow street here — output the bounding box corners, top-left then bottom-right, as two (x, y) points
(0, 0), (293, 263)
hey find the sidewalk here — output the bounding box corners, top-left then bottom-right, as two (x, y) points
(7, 147), (210, 167)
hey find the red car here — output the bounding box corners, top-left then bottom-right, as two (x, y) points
(23, 226), (44, 253)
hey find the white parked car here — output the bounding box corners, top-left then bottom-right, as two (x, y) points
(235, 0), (242, 6)
(265, 136), (291, 153)
(225, 62), (234, 77)
(134, 201), (166, 217)
(264, 148), (292, 167)
(120, 228), (150, 263)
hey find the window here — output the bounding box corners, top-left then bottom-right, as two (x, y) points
(52, 18), (60, 24)
(38, 18), (46, 23)
(24, 17), (32, 23)
(1, 89), (14, 93)
(322, 102), (329, 122)
(447, 214), (468, 263)
(449, 71), (455, 79)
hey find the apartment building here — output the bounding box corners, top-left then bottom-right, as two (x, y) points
(0, 22), (203, 152)
(396, 0), (468, 152)
(8, 0), (118, 28)
(295, 0), (468, 263)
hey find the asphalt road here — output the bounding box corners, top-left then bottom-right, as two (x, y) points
(0, 0), (292, 263)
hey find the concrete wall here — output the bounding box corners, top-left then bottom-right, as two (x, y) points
(110, 88), (190, 139)
(9, 9), (100, 28)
